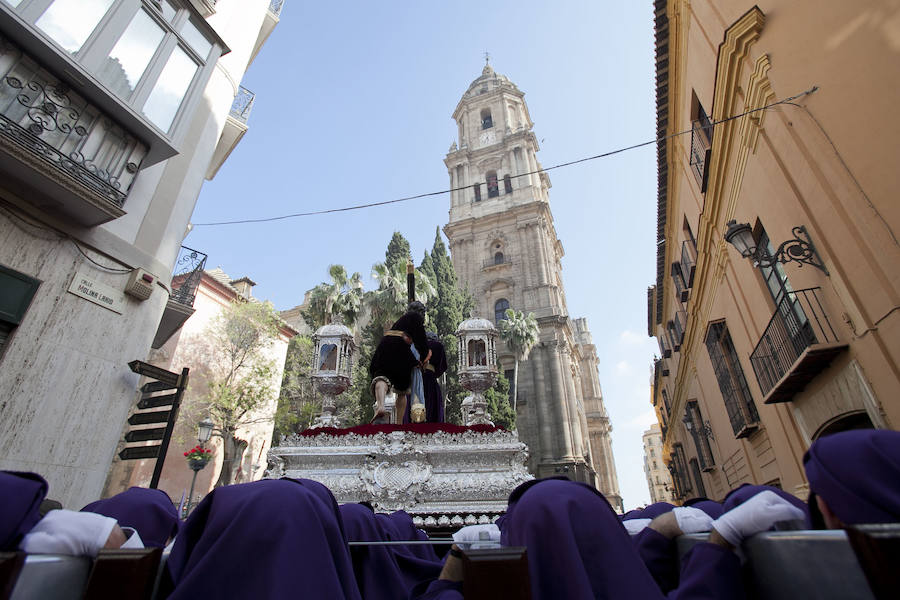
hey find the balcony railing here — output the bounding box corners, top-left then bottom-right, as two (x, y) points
(750, 287), (847, 403)
(680, 239), (697, 288)
(170, 246), (208, 307)
(0, 34), (147, 224)
(230, 86), (255, 124)
(689, 120), (711, 193)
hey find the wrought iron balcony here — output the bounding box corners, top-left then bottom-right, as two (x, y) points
(269, 0), (286, 17)
(170, 246), (208, 307)
(689, 118), (711, 193)
(230, 86), (255, 124)
(0, 34), (147, 226)
(750, 287), (847, 403)
(152, 246), (207, 349)
(680, 239), (697, 288)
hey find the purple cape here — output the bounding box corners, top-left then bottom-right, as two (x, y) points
(415, 478), (743, 599)
(81, 487), (180, 548)
(637, 502), (676, 520)
(340, 504), (442, 599)
(683, 499), (724, 519)
(804, 429), (900, 524)
(167, 478), (360, 599)
(0, 471), (47, 551)
(723, 483), (809, 525)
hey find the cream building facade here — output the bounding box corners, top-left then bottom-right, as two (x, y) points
(443, 64), (622, 508)
(643, 424), (675, 504)
(106, 268), (296, 506)
(0, 0), (282, 507)
(649, 0), (900, 503)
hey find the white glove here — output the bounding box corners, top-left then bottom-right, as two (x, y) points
(20, 509), (117, 557)
(672, 506), (714, 534)
(120, 527), (145, 549)
(452, 524), (500, 549)
(711, 490), (805, 547)
(622, 518), (651, 534)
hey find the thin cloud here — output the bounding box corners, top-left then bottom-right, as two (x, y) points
(619, 330), (646, 345)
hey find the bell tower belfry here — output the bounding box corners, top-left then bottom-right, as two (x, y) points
(443, 63), (622, 506)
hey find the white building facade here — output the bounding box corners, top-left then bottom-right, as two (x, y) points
(643, 424), (675, 504)
(0, 0), (282, 507)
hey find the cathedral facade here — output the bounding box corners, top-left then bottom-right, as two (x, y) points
(443, 64), (622, 509)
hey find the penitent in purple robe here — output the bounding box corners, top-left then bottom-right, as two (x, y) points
(722, 483), (809, 525)
(804, 429), (900, 525)
(340, 504), (442, 599)
(167, 478), (361, 600)
(414, 478), (744, 600)
(1, 471), (47, 552)
(81, 487), (180, 548)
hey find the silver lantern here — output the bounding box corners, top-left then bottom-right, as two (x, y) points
(310, 318), (355, 428)
(456, 316), (498, 426)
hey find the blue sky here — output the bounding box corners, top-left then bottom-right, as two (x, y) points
(187, 0), (661, 508)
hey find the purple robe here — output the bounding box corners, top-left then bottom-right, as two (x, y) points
(377, 510), (439, 562)
(722, 484), (809, 525)
(638, 502), (676, 520)
(683, 499), (724, 519)
(339, 505), (442, 599)
(498, 478), (742, 600)
(81, 487), (180, 548)
(1, 471), (47, 551)
(167, 478), (360, 599)
(804, 429), (900, 524)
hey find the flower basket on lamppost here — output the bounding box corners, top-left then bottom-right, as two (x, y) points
(183, 418), (214, 517)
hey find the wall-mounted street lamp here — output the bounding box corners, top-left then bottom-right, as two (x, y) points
(724, 221), (829, 275)
(197, 417), (214, 443)
(683, 415), (715, 440)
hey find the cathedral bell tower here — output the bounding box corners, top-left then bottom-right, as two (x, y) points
(443, 63), (620, 502)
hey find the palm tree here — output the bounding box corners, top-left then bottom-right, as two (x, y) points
(304, 265), (364, 329)
(369, 260), (437, 328)
(498, 308), (539, 412)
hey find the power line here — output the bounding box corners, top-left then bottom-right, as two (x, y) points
(192, 87), (818, 227)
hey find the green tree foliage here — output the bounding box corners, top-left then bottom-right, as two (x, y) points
(273, 335), (317, 439)
(301, 264), (364, 330)
(369, 260), (437, 329)
(498, 309), (539, 413)
(427, 228), (475, 424)
(484, 369), (516, 430)
(200, 301), (282, 487)
(385, 231), (411, 272)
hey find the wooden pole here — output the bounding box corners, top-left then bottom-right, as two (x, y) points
(407, 260), (415, 304)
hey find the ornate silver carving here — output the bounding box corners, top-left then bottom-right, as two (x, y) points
(269, 428), (532, 518)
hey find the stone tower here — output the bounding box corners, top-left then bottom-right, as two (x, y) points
(442, 63), (621, 504)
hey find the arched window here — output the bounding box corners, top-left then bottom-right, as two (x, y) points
(481, 108), (493, 129)
(494, 252), (504, 265)
(495, 298), (510, 322)
(487, 171), (499, 198)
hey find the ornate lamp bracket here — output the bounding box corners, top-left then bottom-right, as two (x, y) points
(754, 225), (829, 275)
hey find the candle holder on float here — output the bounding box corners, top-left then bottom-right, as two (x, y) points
(456, 316), (498, 426)
(310, 317), (355, 429)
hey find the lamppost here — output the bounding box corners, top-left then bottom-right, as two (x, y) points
(723, 220), (829, 275)
(184, 418), (214, 517)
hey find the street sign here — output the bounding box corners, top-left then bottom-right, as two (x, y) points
(128, 411), (171, 426)
(119, 446), (160, 460)
(140, 380), (177, 394)
(128, 360), (180, 386)
(137, 393), (177, 409)
(124, 428), (166, 443)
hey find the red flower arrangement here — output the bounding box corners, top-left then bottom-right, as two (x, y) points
(184, 445), (212, 462)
